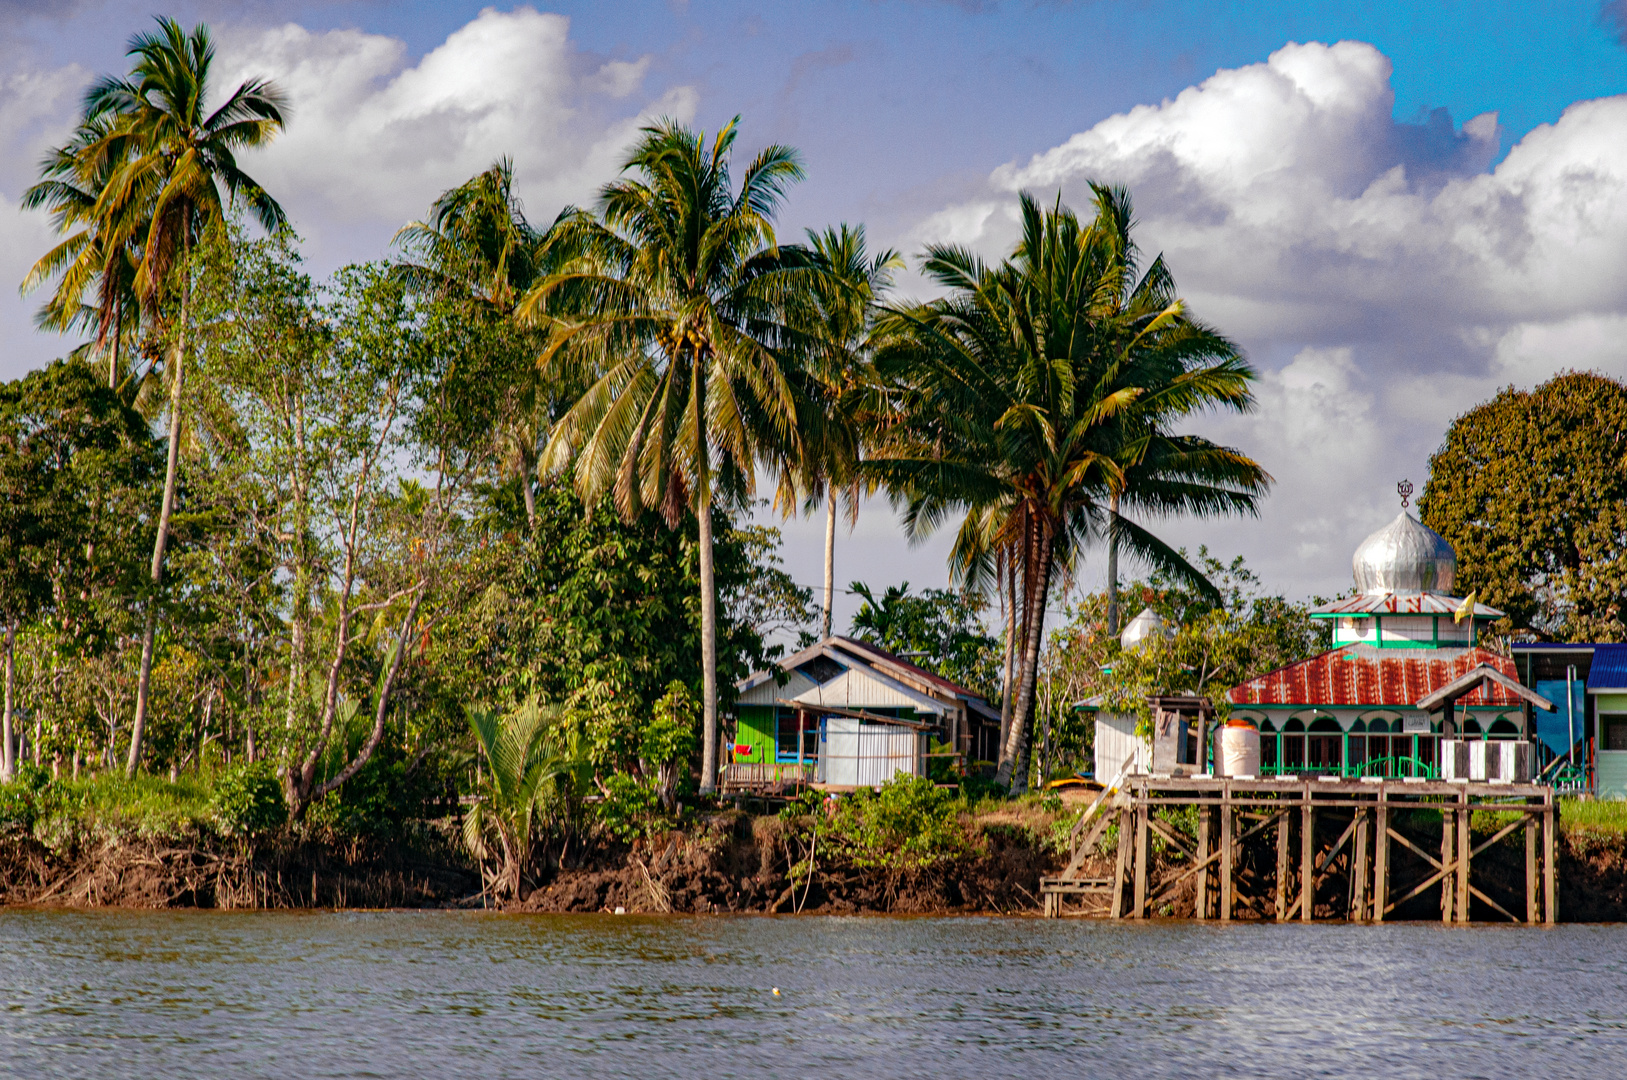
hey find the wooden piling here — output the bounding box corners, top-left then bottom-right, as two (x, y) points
(1110, 804), (1131, 920)
(1456, 790), (1471, 924)
(1441, 804), (1455, 923)
(1219, 786), (1233, 922)
(1196, 805), (1211, 920)
(1275, 808), (1290, 921)
(1543, 799), (1557, 925)
(1300, 797), (1314, 923)
(1373, 799), (1389, 924)
(1132, 803), (1150, 920)
(1351, 808), (1370, 921)
(1525, 810), (1538, 925)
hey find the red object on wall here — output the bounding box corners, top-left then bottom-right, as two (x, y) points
(1227, 646), (1523, 708)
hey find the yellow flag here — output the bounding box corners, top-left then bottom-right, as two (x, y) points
(1454, 590), (1477, 625)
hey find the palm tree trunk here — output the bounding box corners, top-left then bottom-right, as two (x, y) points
(821, 489), (836, 639)
(129, 238), (189, 777)
(1105, 491), (1121, 638)
(520, 440), (537, 531)
(997, 517), (1053, 794)
(698, 493), (719, 795)
(999, 552), (1015, 750)
(108, 302), (122, 391)
(2, 620), (15, 783)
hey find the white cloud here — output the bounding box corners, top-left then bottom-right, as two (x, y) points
(215, 8), (696, 250)
(917, 40), (1627, 598)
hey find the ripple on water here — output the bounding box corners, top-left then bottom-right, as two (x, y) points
(0, 912), (1622, 1078)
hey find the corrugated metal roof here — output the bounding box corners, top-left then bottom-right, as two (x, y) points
(1588, 644), (1627, 692)
(1226, 645), (1526, 708)
(1310, 592), (1501, 617)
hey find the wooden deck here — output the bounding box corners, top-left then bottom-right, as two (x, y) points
(1042, 775), (1557, 923)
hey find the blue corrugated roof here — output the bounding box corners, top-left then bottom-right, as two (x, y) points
(1590, 644), (1627, 692)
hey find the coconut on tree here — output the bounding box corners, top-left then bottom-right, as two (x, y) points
(522, 118), (817, 794)
(870, 186), (1270, 793)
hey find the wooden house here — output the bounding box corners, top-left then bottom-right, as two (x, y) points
(727, 636), (1000, 793)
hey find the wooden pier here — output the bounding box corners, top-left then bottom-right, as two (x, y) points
(1041, 776), (1558, 923)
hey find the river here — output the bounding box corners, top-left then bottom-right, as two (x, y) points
(0, 910), (1622, 1078)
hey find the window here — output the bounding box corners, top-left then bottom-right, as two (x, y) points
(776, 709), (819, 761)
(1603, 716), (1627, 752)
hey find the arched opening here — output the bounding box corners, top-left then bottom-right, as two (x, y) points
(1307, 715), (1342, 773)
(1489, 716), (1520, 739)
(1281, 717), (1307, 771)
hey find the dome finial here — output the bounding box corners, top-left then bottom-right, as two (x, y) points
(1397, 479), (1413, 509)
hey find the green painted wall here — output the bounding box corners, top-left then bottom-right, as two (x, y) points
(735, 706), (776, 763)
(1598, 693), (1627, 800)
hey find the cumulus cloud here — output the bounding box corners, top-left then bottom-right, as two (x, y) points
(916, 40), (1627, 596)
(0, 8), (695, 376)
(214, 8), (696, 254)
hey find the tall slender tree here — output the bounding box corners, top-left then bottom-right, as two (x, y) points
(60, 17), (287, 775)
(871, 187), (1269, 792)
(393, 158), (582, 529)
(791, 225), (901, 639)
(524, 118), (814, 794)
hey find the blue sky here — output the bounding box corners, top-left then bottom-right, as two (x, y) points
(3, 1), (1625, 624)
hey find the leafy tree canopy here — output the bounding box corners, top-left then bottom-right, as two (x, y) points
(1420, 371), (1627, 641)
(847, 581), (1001, 700)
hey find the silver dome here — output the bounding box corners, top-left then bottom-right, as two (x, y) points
(1352, 512), (1455, 596)
(1120, 607), (1172, 651)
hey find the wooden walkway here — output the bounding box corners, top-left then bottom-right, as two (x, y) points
(1041, 776), (1558, 923)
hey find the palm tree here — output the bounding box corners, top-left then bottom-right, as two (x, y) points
(870, 186), (1269, 793)
(463, 697), (576, 900)
(72, 17), (287, 776)
(20, 116), (144, 392)
(791, 225), (902, 639)
(523, 117), (813, 794)
(393, 158), (582, 528)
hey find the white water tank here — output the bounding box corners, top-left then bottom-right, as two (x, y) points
(1217, 724), (1261, 779)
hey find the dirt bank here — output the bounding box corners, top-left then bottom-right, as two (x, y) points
(5, 811), (1627, 919)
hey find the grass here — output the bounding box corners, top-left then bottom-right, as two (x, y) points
(1559, 798), (1627, 836)
(31, 773), (219, 842)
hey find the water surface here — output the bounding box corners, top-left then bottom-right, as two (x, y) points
(0, 910), (1620, 1078)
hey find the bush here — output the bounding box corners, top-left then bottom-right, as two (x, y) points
(211, 761), (286, 835)
(814, 774), (973, 873)
(596, 772), (670, 841)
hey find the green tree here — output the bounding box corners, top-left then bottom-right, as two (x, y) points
(463, 697), (576, 899)
(63, 17), (288, 775)
(393, 158), (584, 529)
(524, 118), (815, 793)
(1421, 370), (1627, 641)
(789, 225), (902, 638)
(870, 187), (1268, 792)
(0, 359), (159, 779)
(847, 581), (1001, 700)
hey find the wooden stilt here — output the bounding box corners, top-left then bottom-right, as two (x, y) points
(1441, 804), (1455, 924)
(1196, 805), (1211, 920)
(1275, 806), (1290, 921)
(1543, 800), (1557, 925)
(1456, 791), (1471, 924)
(1110, 804), (1131, 919)
(1219, 785), (1233, 922)
(1373, 800), (1389, 923)
(1132, 803), (1150, 919)
(1525, 809), (1538, 925)
(1351, 808), (1370, 921)
(1300, 796), (1314, 922)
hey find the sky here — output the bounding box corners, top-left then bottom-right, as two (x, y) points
(3, 0), (1626, 632)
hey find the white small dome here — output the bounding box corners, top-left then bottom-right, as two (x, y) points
(1352, 511), (1456, 596)
(1120, 607), (1172, 651)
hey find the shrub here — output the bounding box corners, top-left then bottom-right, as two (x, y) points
(211, 761), (286, 835)
(813, 774), (973, 873)
(596, 772), (670, 841)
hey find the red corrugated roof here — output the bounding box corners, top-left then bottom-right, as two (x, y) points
(1226, 646), (1525, 708)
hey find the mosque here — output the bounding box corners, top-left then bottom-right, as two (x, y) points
(1223, 506), (1540, 778)
(1093, 496), (1550, 782)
